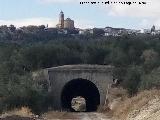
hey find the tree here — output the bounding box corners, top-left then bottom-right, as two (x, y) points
(141, 49), (160, 73)
(109, 47), (129, 67)
(122, 66), (141, 96)
(140, 67), (160, 90)
(9, 25), (16, 32)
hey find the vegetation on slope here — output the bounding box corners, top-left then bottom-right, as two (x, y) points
(112, 90), (160, 120)
(0, 25), (160, 114)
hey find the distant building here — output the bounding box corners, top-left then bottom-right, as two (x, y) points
(104, 27), (127, 36)
(151, 25), (156, 33)
(56, 11), (64, 29)
(140, 29), (150, 34)
(64, 18), (74, 29)
(151, 25), (156, 35)
(44, 24), (48, 31)
(56, 11), (74, 30)
(79, 29), (93, 35)
(79, 29), (85, 35)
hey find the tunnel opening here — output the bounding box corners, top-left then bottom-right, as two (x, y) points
(61, 78), (100, 112)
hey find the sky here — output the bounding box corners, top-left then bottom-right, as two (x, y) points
(0, 0), (160, 29)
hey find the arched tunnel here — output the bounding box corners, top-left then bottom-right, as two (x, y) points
(61, 78), (100, 112)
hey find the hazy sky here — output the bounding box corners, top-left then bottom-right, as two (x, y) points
(0, 0), (160, 29)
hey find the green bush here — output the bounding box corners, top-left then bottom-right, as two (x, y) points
(122, 66), (142, 96)
(140, 67), (160, 90)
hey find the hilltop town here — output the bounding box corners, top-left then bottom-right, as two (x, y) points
(0, 11), (159, 38)
(49, 11), (160, 36)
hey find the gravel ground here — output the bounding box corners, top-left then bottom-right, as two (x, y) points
(0, 115), (34, 120)
(0, 112), (112, 120)
(43, 112), (112, 120)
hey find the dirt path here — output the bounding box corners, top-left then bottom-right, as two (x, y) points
(0, 112), (112, 120)
(0, 115), (34, 120)
(43, 112), (112, 120)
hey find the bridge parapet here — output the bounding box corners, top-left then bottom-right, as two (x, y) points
(47, 64), (113, 72)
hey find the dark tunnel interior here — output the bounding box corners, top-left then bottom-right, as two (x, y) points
(61, 78), (100, 112)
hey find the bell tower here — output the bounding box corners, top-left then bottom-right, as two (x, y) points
(59, 11), (64, 29)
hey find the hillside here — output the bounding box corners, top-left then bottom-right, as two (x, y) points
(111, 90), (160, 120)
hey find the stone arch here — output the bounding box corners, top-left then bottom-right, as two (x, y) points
(61, 78), (100, 112)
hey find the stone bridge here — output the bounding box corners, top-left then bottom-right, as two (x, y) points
(41, 65), (113, 111)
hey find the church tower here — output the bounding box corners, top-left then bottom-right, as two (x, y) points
(59, 11), (64, 29)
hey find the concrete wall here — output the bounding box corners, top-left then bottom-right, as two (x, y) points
(45, 65), (113, 110)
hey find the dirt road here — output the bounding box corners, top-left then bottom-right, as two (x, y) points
(0, 112), (112, 120)
(43, 112), (112, 120)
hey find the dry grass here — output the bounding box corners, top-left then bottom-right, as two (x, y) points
(108, 87), (128, 100)
(0, 107), (34, 118)
(112, 89), (160, 120)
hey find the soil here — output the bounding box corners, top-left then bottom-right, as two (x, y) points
(43, 112), (112, 120)
(0, 115), (34, 120)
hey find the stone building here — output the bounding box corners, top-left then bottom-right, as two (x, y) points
(64, 18), (74, 30)
(56, 11), (74, 30)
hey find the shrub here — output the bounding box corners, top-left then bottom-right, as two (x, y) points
(122, 66), (142, 96)
(140, 67), (160, 90)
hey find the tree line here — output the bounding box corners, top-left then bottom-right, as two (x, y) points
(0, 25), (160, 113)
